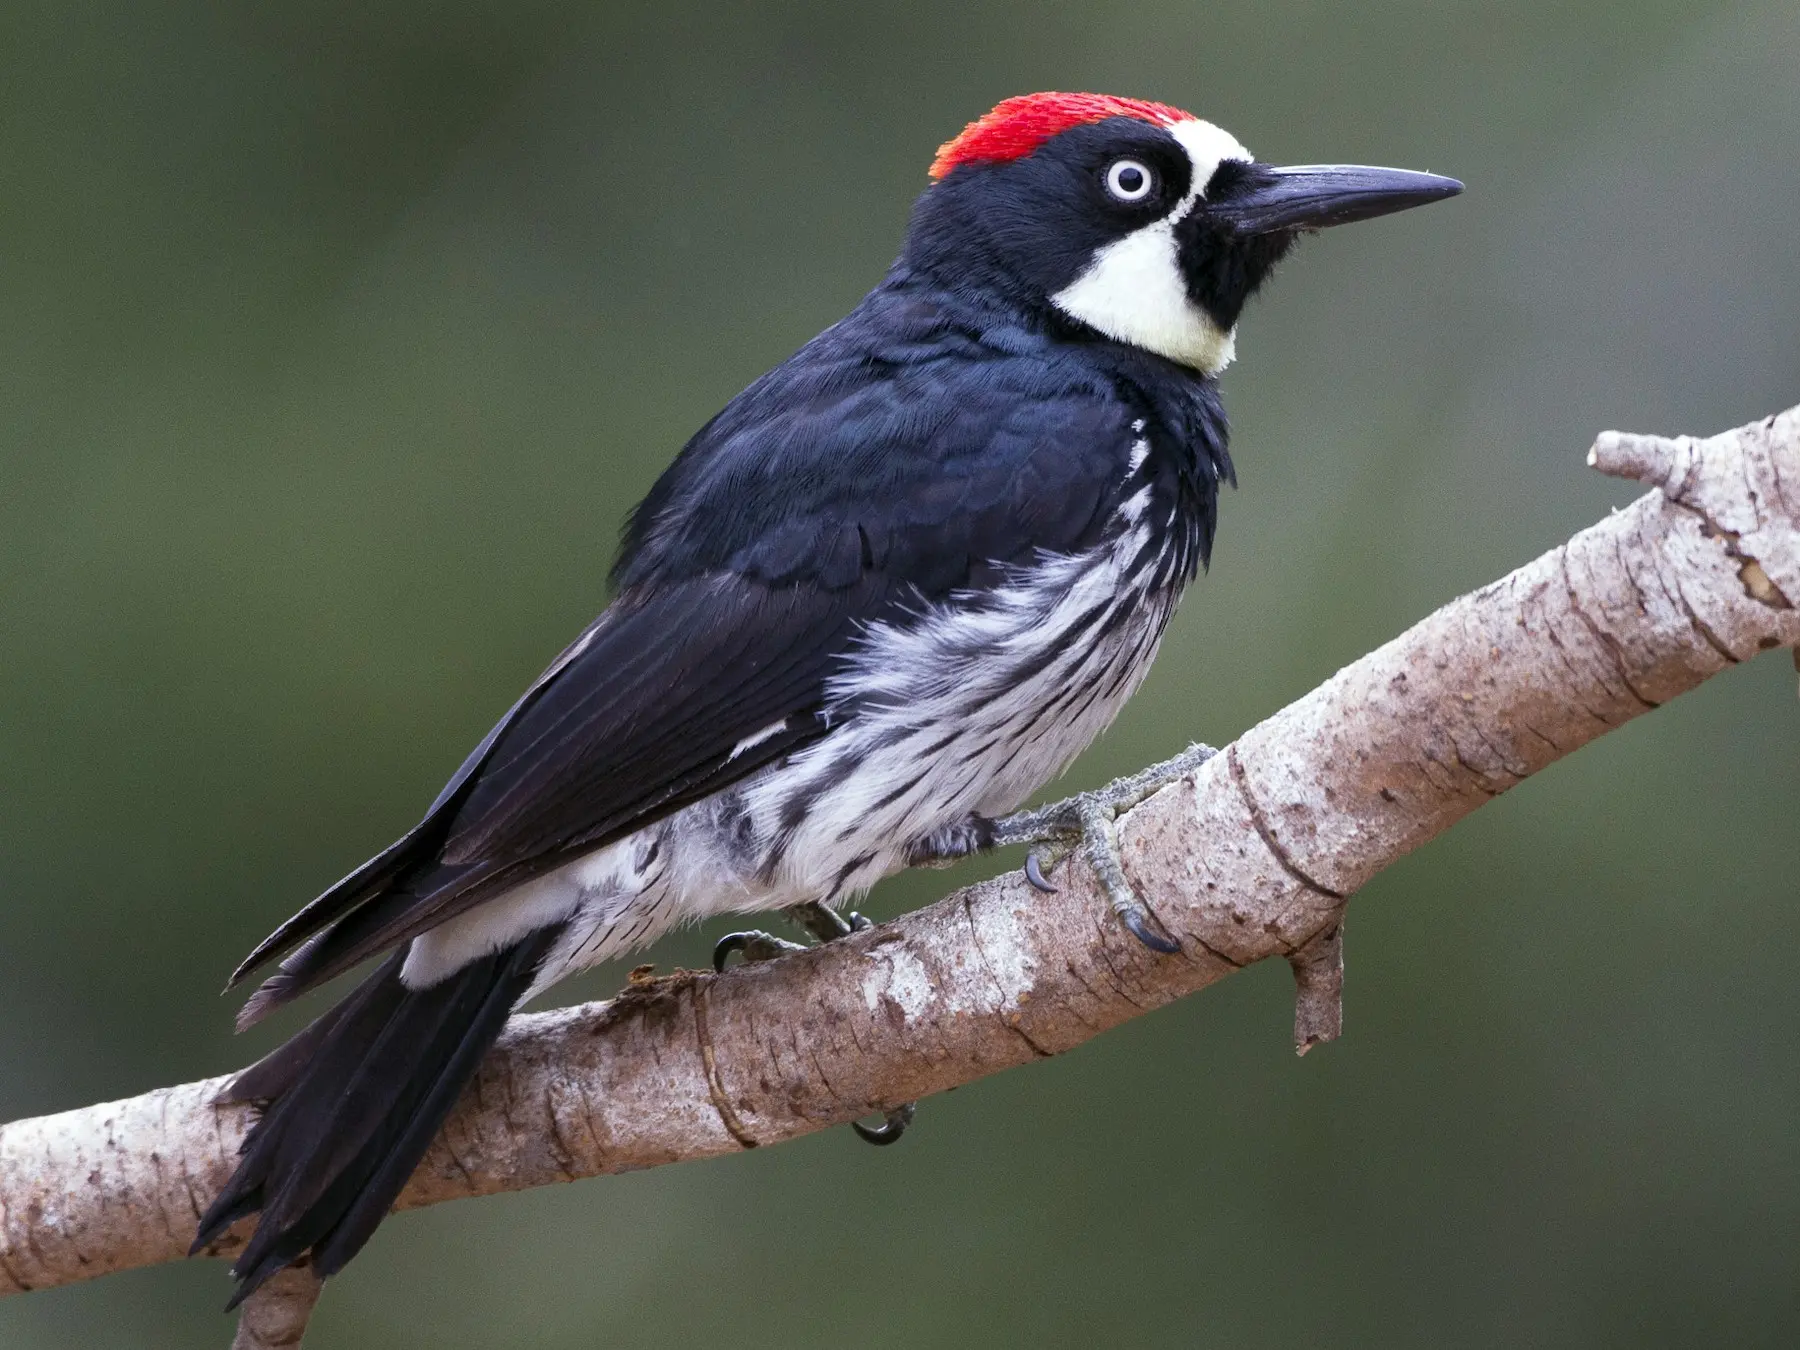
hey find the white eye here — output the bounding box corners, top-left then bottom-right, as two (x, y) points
(1105, 159), (1155, 203)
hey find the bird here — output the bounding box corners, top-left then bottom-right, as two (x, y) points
(193, 90), (1460, 1306)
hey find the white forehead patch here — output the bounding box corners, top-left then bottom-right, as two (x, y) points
(1169, 118), (1253, 197)
(1049, 117), (1253, 375)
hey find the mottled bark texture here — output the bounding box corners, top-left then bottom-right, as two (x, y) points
(4, 409), (1797, 1334)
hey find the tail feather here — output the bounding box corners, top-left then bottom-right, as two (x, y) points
(226, 828), (436, 990)
(196, 927), (560, 1309)
(310, 958), (536, 1276)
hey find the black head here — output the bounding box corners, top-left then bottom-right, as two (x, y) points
(903, 92), (1462, 374)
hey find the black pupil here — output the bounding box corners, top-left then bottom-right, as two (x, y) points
(1116, 165), (1145, 195)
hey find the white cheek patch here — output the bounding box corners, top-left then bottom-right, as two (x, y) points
(1051, 222), (1238, 373)
(1050, 117), (1252, 375)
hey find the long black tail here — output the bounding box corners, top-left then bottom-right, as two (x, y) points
(194, 927), (560, 1308)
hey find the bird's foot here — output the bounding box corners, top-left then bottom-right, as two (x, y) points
(712, 902), (915, 1147)
(709, 930), (809, 969)
(904, 816), (996, 869)
(851, 1101), (915, 1145)
(711, 901), (870, 972)
(990, 742), (1219, 954)
(785, 899), (871, 944)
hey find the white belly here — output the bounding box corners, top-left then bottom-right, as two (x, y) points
(749, 520), (1176, 902)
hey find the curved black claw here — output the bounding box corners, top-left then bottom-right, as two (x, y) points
(1119, 907), (1182, 954)
(712, 930), (807, 972)
(991, 742), (1218, 954)
(851, 1102), (916, 1146)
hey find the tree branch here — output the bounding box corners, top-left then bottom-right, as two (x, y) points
(229, 1264), (322, 1350)
(4, 408), (1797, 1341)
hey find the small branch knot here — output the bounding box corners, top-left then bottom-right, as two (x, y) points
(1587, 430), (1703, 499)
(1287, 917), (1345, 1056)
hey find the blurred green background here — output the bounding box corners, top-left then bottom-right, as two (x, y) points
(3, 0), (1798, 1345)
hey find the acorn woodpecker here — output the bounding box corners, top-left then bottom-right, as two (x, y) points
(194, 91), (1460, 1303)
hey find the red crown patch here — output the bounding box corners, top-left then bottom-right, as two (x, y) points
(929, 91), (1194, 181)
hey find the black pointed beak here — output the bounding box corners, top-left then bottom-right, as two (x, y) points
(1210, 164), (1463, 235)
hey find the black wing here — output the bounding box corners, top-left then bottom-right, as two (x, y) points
(233, 283), (1184, 1018)
(232, 575), (886, 1016)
